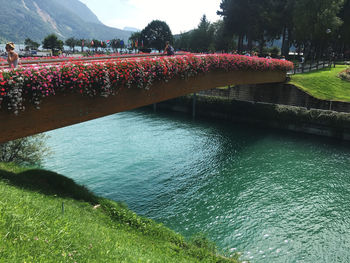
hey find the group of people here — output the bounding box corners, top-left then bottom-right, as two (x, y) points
(242, 50), (286, 60)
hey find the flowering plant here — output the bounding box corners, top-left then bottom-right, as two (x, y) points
(0, 54), (293, 114)
(338, 68), (350, 82)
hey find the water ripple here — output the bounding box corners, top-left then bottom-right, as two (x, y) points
(44, 109), (350, 263)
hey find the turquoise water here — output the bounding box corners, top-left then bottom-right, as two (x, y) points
(43, 109), (350, 263)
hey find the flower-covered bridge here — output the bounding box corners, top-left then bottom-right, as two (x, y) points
(0, 54), (293, 143)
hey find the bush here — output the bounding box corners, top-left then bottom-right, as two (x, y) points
(268, 46), (281, 57)
(338, 68), (350, 82)
(0, 134), (50, 166)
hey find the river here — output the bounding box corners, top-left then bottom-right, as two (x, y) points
(43, 109), (350, 263)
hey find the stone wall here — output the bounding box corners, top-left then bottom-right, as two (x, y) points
(199, 84), (350, 113)
(152, 96), (350, 141)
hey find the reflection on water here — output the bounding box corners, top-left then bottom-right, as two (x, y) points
(44, 109), (350, 263)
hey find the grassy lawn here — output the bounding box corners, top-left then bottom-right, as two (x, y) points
(289, 65), (350, 102)
(0, 163), (239, 263)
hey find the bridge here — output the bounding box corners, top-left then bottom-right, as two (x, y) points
(0, 53), (293, 143)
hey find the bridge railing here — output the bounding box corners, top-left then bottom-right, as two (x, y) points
(0, 53), (189, 69)
(288, 60), (334, 75)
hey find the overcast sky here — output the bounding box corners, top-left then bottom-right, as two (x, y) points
(79, 0), (222, 34)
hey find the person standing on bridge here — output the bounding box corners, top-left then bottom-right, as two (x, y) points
(164, 41), (175, 56)
(6, 42), (19, 69)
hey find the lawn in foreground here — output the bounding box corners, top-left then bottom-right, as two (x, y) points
(289, 65), (350, 102)
(0, 163), (239, 263)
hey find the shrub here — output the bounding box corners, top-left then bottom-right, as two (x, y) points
(0, 134), (50, 166)
(338, 68), (350, 82)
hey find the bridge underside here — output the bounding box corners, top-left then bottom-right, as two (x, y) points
(0, 70), (286, 143)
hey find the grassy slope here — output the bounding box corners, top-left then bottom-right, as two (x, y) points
(0, 163), (239, 263)
(289, 65), (350, 102)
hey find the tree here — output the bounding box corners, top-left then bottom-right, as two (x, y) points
(24, 38), (40, 51)
(175, 31), (192, 51)
(110, 38), (122, 52)
(89, 39), (100, 51)
(42, 34), (63, 55)
(212, 20), (236, 52)
(338, 0), (350, 56)
(217, 0), (254, 52)
(275, 0), (296, 57)
(293, 0), (344, 59)
(217, 0), (347, 58)
(77, 39), (87, 52)
(140, 20), (173, 51)
(65, 37), (78, 52)
(218, 0), (285, 53)
(175, 19), (235, 53)
(189, 15), (215, 53)
(0, 135), (50, 166)
(129, 32), (141, 49)
(101, 41), (107, 50)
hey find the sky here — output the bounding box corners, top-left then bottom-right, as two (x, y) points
(79, 0), (222, 34)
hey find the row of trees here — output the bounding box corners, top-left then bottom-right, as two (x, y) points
(129, 17), (284, 56)
(24, 0), (350, 59)
(64, 37), (126, 52)
(24, 35), (126, 55)
(173, 0), (350, 59)
(175, 16), (229, 53)
(216, 0), (350, 59)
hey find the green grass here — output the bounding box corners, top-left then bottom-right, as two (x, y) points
(0, 163), (240, 263)
(289, 65), (350, 102)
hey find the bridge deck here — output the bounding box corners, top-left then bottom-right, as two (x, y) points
(0, 69), (286, 143)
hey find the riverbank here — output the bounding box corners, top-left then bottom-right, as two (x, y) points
(150, 95), (350, 140)
(0, 162), (239, 262)
(289, 65), (350, 101)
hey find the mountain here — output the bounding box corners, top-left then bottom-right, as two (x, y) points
(59, 0), (102, 25)
(0, 0), (132, 43)
(123, 27), (140, 32)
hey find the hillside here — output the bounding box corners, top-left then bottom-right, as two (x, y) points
(0, 163), (240, 262)
(0, 0), (132, 43)
(58, 0), (102, 25)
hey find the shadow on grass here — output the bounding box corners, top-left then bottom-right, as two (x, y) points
(0, 168), (98, 204)
(0, 167), (239, 262)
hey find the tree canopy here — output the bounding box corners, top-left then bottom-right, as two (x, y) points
(42, 34), (64, 55)
(216, 0), (349, 59)
(140, 20), (173, 51)
(24, 38), (40, 51)
(65, 37), (80, 52)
